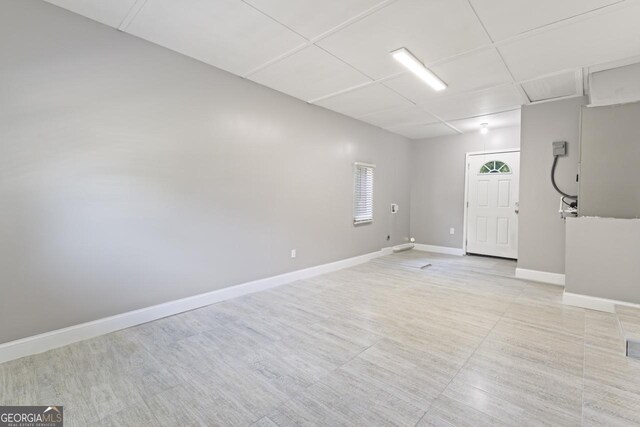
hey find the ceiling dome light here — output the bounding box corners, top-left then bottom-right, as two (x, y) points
(480, 123), (489, 135)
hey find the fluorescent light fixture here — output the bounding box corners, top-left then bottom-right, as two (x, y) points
(480, 123), (489, 134)
(391, 48), (447, 91)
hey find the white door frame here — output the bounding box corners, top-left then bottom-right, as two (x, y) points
(462, 148), (521, 255)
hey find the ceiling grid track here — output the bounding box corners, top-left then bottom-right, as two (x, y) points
(373, 80), (465, 135)
(241, 0), (400, 78)
(466, 0), (529, 107)
(383, 83), (464, 134)
(308, 71), (407, 104)
(517, 0), (628, 36)
(118, 0), (149, 31)
(44, 0), (640, 139)
(304, 0), (634, 106)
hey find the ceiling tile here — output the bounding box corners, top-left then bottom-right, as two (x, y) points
(44, 0), (137, 27)
(357, 105), (439, 128)
(248, 46), (370, 101)
(125, 0), (306, 76)
(387, 123), (457, 140)
(521, 71), (579, 102)
(447, 109), (521, 133)
(469, 0), (621, 41)
(420, 84), (524, 121)
(498, 2), (640, 81)
(383, 49), (513, 104)
(243, 0), (384, 40)
(317, 0), (490, 79)
(314, 84), (413, 118)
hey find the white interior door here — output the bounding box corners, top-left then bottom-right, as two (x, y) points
(466, 151), (520, 259)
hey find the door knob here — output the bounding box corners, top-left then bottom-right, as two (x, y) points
(515, 202), (519, 214)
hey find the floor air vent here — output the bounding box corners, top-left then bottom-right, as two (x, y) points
(627, 340), (640, 359)
(615, 305), (640, 359)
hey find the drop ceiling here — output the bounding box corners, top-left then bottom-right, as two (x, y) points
(43, 0), (640, 139)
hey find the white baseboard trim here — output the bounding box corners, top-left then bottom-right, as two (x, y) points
(413, 243), (465, 256)
(562, 292), (640, 313)
(515, 268), (565, 286)
(0, 249), (386, 364)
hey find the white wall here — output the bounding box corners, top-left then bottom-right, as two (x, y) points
(580, 101), (640, 218)
(563, 101), (640, 307)
(566, 217), (640, 304)
(0, 1), (411, 344)
(410, 127), (520, 249)
(518, 96), (586, 274)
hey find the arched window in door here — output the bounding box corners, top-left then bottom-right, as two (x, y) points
(479, 160), (511, 174)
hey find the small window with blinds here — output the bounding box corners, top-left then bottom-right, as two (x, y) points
(353, 162), (375, 225)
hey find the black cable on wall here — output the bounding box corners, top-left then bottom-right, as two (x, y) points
(551, 155), (578, 200)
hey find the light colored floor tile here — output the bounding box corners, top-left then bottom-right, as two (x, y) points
(449, 327), (584, 426)
(583, 380), (640, 426)
(338, 340), (454, 409)
(584, 345), (640, 396)
(0, 357), (39, 406)
(268, 382), (357, 426)
(99, 401), (161, 427)
(585, 310), (626, 354)
(311, 369), (426, 426)
(131, 312), (210, 351)
(417, 394), (507, 427)
(503, 299), (586, 337)
(173, 360), (291, 421)
(444, 374), (581, 426)
(2, 250), (637, 425)
(515, 282), (565, 305)
(442, 381), (529, 426)
(482, 318), (585, 377)
(148, 382), (260, 426)
(275, 324), (371, 368)
(616, 305), (640, 340)
(250, 416), (279, 427)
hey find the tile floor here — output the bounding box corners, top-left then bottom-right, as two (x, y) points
(1, 250), (639, 426)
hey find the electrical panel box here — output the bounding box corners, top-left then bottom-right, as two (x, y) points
(553, 141), (567, 156)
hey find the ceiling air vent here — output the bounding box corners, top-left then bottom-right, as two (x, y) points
(589, 62), (640, 107)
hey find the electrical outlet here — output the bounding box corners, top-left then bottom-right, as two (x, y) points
(291, 249), (296, 259)
(450, 228), (455, 235)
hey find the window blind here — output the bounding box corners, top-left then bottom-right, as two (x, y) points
(353, 162), (375, 224)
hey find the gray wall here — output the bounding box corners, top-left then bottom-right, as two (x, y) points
(518, 96), (586, 274)
(580, 102), (640, 218)
(565, 217), (640, 303)
(410, 127), (520, 249)
(0, 0), (411, 344)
